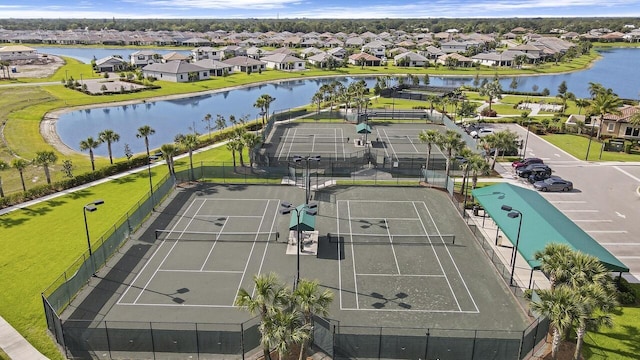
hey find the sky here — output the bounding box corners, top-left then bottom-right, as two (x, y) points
(1, 0), (640, 19)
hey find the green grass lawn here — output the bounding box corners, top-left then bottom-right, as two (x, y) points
(543, 134), (640, 162)
(583, 306), (640, 359)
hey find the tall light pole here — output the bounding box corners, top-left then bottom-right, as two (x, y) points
(521, 121), (531, 159)
(501, 204), (523, 287)
(293, 155), (320, 205)
(84, 200), (104, 276)
(280, 202), (315, 289)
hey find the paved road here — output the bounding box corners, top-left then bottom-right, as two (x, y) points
(491, 123), (640, 283)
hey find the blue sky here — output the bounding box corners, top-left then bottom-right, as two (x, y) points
(2, 0), (640, 19)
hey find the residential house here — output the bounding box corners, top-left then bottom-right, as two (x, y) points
(191, 47), (222, 61)
(218, 46), (247, 60)
(440, 40), (478, 54)
(307, 52), (341, 68)
(345, 37), (365, 48)
(600, 105), (640, 140)
(299, 47), (323, 59)
(362, 40), (389, 58)
(436, 53), (474, 67)
(260, 53), (305, 71)
(130, 50), (161, 68)
(623, 29), (640, 42)
(393, 51), (428, 67)
(192, 59), (233, 76)
(0, 45), (37, 61)
(141, 60), (210, 82)
(324, 38), (344, 48)
(222, 56), (266, 73)
(348, 52), (382, 67)
(94, 56), (128, 72)
(327, 47), (347, 59)
(419, 45), (445, 59)
(182, 37), (211, 47)
(162, 51), (190, 63)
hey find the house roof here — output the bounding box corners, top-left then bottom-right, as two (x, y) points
(223, 56), (265, 66)
(95, 56), (127, 66)
(471, 183), (628, 273)
(142, 60), (207, 73)
(192, 59), (232, 70)
(0, 45), (36, 52)
(260, 53), (303, 63)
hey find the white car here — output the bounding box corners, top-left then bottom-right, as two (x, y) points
(470, 128), (494, 138)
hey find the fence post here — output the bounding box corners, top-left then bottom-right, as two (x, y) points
(195, 323), (200, 359)
(471, 329), (477, 360)
(105, 321), (113, 360)
(150, 322), (157, 360)
(378, 327), (382, 359)
(241, 322), (245, 360)
(424, 330), (430, 360)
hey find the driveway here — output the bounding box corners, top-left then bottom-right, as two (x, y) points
(493, 123), (640, 283)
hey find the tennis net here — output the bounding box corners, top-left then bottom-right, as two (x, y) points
(327, 233), (455, 245)
(155, 230), (279, 242)
(280, 136), (425, 144)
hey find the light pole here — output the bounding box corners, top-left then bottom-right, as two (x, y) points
(501, 205), (523, 287)
(521, 121), (531, 159)
(293, 155), (320, 205)
(84, 200), (104, 258)
(280, 202), (316, 289)
(456, 156), (470, 217)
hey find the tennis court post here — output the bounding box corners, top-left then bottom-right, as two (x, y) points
(293, 155), (320, 205)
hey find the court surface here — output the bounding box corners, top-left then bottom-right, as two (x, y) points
(65, 185), (529, 331)
(269, 122), (445, 162)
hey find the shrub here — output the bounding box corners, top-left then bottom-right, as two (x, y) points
(480, 108), (497, 117)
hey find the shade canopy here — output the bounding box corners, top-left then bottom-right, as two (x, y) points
(356, 123), (372, 134)
(289, 205), (316, 231)
(471, 183), (628, 273)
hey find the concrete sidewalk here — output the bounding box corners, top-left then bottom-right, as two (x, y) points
(0, 316), (48, 359)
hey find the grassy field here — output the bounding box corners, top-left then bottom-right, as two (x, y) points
(583, 306), (640, 359)
(543, 134), (640, 162)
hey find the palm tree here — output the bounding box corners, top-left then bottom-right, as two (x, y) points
(574, 98), (590, 115)
(33, 151), (58, 185)
(311, 91), (324, 115)
(572, 282), (617, 360)
(254, 96), (268, 126)
(242, 132), (262, 168)
(629, 111), (640, 129)
(12, 158), (29, 192)
(79, 136), (101, 171)
(479, 80), (503, 113)
(261, 305), (309, 360)
(202, 113), (213, 140)
(226, 139), (239, 170)
(235, 273), (288, 360)
(418, 129), (441, 174)
(176, 133), (199, 181)
(534, 243), (574, 291)
(215, 114), (227, 133)
(438, 130), (465, 181)
(98, 129), (120, 164)
(292, 279), (334, 360)
(160, 143), (177, 177)
(480, 131), (518, 170)
(529, 286), (578, 360)
(136, 125), (156, 158)
(586, 90), (621, 159)
(468, 153), (490, 190)
(0, 160), (9, 197)
(260, 94), (276, 124)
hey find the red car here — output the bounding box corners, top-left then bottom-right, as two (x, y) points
(512, 157), (543, 169)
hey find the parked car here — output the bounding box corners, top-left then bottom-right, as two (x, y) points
(533, 177), (573, 192)
(528, 171), (558, 184)
(470, 128), (495, 138)
(517, 164), (551, 178)
(465, 123), (482, 134)
(512, 157), (543, 169)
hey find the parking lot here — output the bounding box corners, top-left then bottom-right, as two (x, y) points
(494, 123), (640, 282)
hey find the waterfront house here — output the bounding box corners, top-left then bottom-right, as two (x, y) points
(0, 45), (37, 61)
(222, 56), (266, 73)
(260, 53), (305, 71)
(94, 56), (128, 72)
(130, 50), (161, 68)
(192, 59), (233, 76)
(142, 60), (210, 82)
(191, 47), (222, 61)
(600, 105), (640, 140)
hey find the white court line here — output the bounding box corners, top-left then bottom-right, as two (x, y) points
(277, 128), (292, 159)
(158, 269), (243, 273)
(340, 308), (478, 313)
(357, 273), (445, 277)
(197, 215), (262, 218)
(385, 218), (402, 275)
(235, 200), (273, 305)
(133, 200), (207, 304)
(311, 134), (316, 152)
(253, 200), (281, 298)
(200, 216), (228, 271)
(116, 198), (203, 305)
(340, 128), (346, 159)
(412, 201), (461, 311)
(352, 217), (421, 220)
(286, 128), (298, 160)
(347, 201), (360, 309)
(119, 303), (236, 308)
(406, 135), (420, 153)
(600, 243), (640, 246)
(376, 129), (390, 158)
(419, 201), (479, 313)
(381, 128), (399, 161)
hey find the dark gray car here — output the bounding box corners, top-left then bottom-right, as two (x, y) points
(533, 177), (573, 192)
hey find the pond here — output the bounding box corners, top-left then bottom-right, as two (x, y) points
(45, 47), (640, 157)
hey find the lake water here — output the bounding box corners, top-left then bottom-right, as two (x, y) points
(42, 46), (640, 156)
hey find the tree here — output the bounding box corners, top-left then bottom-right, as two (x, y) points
(0, 160), (8, 197)
(311, 91), (323, 115)
(509, 77), (518, 91)
(259, 94), (276, 125)
(98, 129), (120, 164)
(423, 73), (430, 86)
(242, 132), (262, 168)
(235, 273), (289, 360)
(534, 243), (574, 291)
(33, 151), (58, 185)
(176, 133), (199, 181)
(574, 98), (590, 115)
(418, 129), (441, 174)
(202, 113), (213, 140)
(226, 139), (240, 169)
(124, 143), (133, 161)
(136, 125), (156, 159)
(79, 136), (101, 171)
(529, 286), (578, 360)
(12, 158), (29, 192)
(292, 279), (334, 360)
(480, 131), (518, 170)
(61, 159), (74, 178)
(468, 153), (490, 190)
(261, 305), (309, 360)
(215, 114), (226, 133)
(479, 80), (502, 113)
(254, 96), (267, 126)
(589, 89), (621, 140)
(438, 130), (465, 180)
(160, 143), (177, 176)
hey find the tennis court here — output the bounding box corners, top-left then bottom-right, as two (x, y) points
(270, 122), (445, 162)
(68, 184), (527, 333)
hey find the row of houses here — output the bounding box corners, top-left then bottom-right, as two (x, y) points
(568, 105), (640, 141)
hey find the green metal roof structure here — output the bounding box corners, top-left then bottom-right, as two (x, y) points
(356, 122), (372, 134)
(471, 183), (628, 273)
(289, 205), (316, 232)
